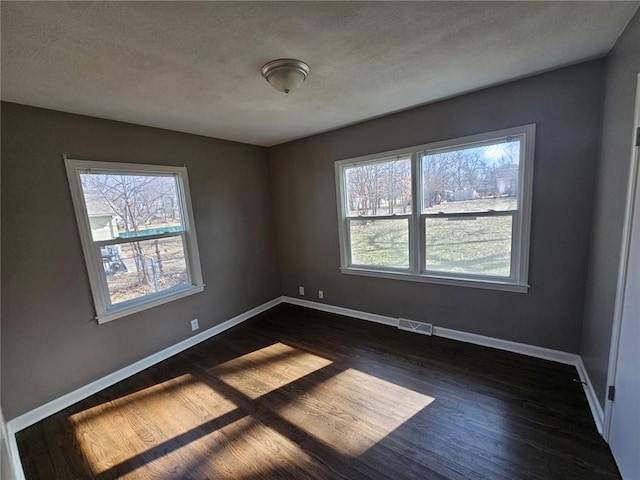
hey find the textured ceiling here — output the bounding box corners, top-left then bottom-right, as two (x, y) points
(1, 1), (638, 146)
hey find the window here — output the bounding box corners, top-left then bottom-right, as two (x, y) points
(335, 125), (535, 292)
(65, 158), (204, 323)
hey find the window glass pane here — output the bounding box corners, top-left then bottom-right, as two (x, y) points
(422, 139), (520, 214)
(345, 156), (412, 216)
(104, 236), (189, 305)
(425, 215), (512, 277)
(350, 218), (409, 268)
(80, 173), (183, 241)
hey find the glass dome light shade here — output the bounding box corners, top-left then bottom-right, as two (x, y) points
(261, 59), (310, 94)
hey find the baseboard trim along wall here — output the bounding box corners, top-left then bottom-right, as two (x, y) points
(5, 417), (22, 480)
(575, 357), (605, 434)
(5, 295), (282, 480)
(7, 295), (605, 479)
(281, 296), (604, 434)
(282, 296), (580, 364)
(1, 408), (18, 480)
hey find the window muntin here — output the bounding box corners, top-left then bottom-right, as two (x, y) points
(335, 125), (534, 292)
(65, 159), (204, 323)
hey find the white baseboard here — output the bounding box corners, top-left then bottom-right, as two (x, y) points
(432, 326), (580, 365)
(1, 407), (19, 480)
(283, 296), (397, 326)
(5, 423), (23, 480)
(575, 357), (605, 434)
(281, 296), (604, 434)
(7, 296), (281, 436)
(282, 296), (579, 365)
(6, 296), (283, 480)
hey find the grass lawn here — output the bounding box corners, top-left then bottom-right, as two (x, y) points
(350, 219), (410, 268)
(425, 215), (511, 276)
(350, 197), (515, 276)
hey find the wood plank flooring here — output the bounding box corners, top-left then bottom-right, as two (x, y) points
(17, 304), (620, 479)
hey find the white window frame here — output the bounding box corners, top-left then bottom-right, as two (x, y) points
(65, 157), (205, 323)
(335, 124), (535, 293)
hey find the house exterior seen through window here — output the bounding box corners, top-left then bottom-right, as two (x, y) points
(335, 125), (535, 292)
(65, 158), (204, 323)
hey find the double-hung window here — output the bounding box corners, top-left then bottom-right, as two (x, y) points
(335, 124), (535, 292)
(65, 158), (204, 323)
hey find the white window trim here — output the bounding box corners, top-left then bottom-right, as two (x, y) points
(335, 124), (535, 293)
(64, 157), (205, 323)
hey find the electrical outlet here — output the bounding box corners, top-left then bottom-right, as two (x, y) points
(299, 286), (305, 295)
(318, 290), (324, 299)
(191, 318), (199, 331)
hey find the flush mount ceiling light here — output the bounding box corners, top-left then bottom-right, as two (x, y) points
(261, 58), (310, 94)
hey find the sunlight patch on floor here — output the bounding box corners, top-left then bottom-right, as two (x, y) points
(69, 373), (238, 475)
(77, 413), (326, 479)
(272, 368), (435, 455)
(189, 416), (325, 479)
(209, 342), (333, 399)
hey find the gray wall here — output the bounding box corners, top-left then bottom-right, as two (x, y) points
(0, 103), (10, 480)
(1, 102), (281, 420)
(1, 50), (633, 423)
(581, 10), (640, 407)
(269, 60), (605, 354)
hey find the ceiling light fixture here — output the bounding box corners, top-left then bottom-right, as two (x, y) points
(261, 59), (310, 94)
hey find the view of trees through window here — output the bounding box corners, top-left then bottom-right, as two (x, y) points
(345, 156), (412, 267)
(342, 138), (521, 276)
(422, 140), (520, 276)
(80, 172), (189, 305)
(345, 155), (412, 217)
(423, 140), (520, 213)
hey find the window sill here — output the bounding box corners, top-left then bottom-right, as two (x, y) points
(96, 284), (205, 324)
(340, 267), (529, 293)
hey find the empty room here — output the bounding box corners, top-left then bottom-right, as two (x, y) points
(1, 2), (639, 479)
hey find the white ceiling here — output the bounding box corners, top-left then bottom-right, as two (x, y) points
(2, 2), (638, 147)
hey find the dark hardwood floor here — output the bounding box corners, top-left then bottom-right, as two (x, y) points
(17, 304), (620, 479)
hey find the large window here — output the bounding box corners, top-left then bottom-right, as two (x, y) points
(335, 125), (535, 292)
(65, 158), (204, 323)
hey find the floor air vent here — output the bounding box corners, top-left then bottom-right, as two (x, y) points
(398, 318), (433, 336)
